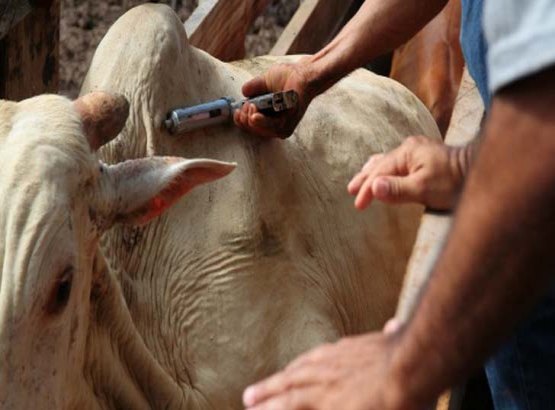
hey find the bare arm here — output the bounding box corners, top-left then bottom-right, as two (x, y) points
(305, 0), (449, 93)
(390, 67), (555, 405)
(235, 0), (449, 138)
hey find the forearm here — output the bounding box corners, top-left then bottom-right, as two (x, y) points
(389, 71), (555, 407)
(303, 0), (448, 95)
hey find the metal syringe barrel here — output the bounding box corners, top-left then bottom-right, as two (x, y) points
(165, 97), (234, 134)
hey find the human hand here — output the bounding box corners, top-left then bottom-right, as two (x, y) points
(234, 61), (316, 139)
(242, 332), (420, 410)
(348, 136), (470, 211)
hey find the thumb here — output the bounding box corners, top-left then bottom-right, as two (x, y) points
(242, 75), (269, 97)
(372, 175), (424, 204)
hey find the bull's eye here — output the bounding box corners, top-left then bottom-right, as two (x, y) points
(45, 267), (74, 315)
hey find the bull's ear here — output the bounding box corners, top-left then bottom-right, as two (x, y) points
(101, 157), (235, 226)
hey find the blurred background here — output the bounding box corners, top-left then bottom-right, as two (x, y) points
(60, 0), (301, 97)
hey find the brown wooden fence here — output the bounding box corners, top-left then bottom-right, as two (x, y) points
(0, 0), (358, 100)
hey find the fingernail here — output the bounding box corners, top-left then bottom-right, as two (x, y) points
(383, 318), (400, 335)
(374, 179), (389, 197)
(252, 113), (262, 124)
(243, 386), (256, 406)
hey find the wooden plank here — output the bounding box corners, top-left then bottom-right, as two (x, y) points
(397, 69), (483, 323)
(444, 69), (485, 146)
(0, 0), (59, 100)
(270, 0), (358, 56)
(395, 68), (485, 410)
(185, 0), (270, 61)
(0, 0), (33, 39)
(396, 68), (483, 331)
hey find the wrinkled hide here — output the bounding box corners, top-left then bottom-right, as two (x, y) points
(1, 4), (441, 409)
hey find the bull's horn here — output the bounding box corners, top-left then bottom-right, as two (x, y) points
(73, 92), (129, 151)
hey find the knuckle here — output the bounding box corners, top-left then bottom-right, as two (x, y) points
(290, 389), (315, 410)
(273, 373), (291, 391)
(404, 136), (418, 147)
(310, 344), (332, 361)
(403, 135), (416, 145)
(363, 154), (383, 171)
(413, 177), (427, 197)
(388, 179), (401, 197)
(368, 153), (384, 164)
(404, 135), (425, 148)
(336, 337), (353, 349)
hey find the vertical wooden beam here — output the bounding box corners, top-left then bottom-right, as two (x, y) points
(0, 0), (34, 39)
(0, 29), (5, 98)
(270, 0), (359, 56)
(185, 0), (270, 61)
(395, 69), (485, 410)
(0, 0), (59, 101)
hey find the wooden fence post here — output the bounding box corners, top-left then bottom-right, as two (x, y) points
(185, 0), (270, 61)
(270, 0), (360, 56)
(0, 0), (59, 100)
(395, 68), (485, 410)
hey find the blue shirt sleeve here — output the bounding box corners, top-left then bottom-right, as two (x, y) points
(485, 0), (555, 94)
(460, 0), (491, 108)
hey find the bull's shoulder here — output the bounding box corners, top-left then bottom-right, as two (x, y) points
(0, 100), (18, 141)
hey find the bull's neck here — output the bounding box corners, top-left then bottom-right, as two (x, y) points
(79, 249), (202, 409)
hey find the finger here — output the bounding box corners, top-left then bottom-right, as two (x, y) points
(353, 150), (409, 209)
(235, 103), (256, 133)
(243, 75), (269, 97)
(247, 114), (281, 138)
(250, 113), (293, 139)
(233, 109), (241, 127)
(248, 102), (258, 119)
(242, 101), (251, 118)
(362, 153), (385, 172)
(233, 108), (247, 130)
(383, 318), (401, 335)
(347, 171), (370, 195)
(285, 343), (336, 371)
(249, 112), (274, 131)
(347, 153), (387, 195)
(372, 174), (424, 204)
(243, 364), (330, 407)
(247, 386), (321, 410)
(240, 103), (251, 126)
(354, 174), (376, 210)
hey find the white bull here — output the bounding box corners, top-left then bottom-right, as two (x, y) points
(0, 4), (440, 409)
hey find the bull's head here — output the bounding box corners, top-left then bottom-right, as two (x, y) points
(0, 92), (235, 408)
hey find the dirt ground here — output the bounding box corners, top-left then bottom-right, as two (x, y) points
(60, 0), (300, 98)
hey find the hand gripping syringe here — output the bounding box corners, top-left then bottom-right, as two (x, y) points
(164, 90), (299, 135)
